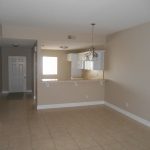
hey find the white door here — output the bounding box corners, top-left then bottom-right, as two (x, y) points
(8, 56), (26, 92)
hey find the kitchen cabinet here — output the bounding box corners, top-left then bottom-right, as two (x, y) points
(67, 50), (104, 75)
(81, 50), (104, 70)
(67, 53), (73, 61)
(92, 50), (104, 70)
(77, 52), (86, 69)
(67, 53), (82, 78)
(84, 61), (93, 70)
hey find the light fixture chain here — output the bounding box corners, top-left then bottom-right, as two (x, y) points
(91, 23), (95, 49)
(86, 23), (98, 61)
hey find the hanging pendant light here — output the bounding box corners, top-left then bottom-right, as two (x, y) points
(86, 23), (98, 61)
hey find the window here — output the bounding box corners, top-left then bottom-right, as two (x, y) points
(43, 56), (58, 75)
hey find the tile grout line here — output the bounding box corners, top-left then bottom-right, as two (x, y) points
(41, 111), (58, 150)
(64, 110), (104, 150)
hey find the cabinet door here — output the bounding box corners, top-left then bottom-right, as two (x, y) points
(78, 60), (84, 69)
(67, 53), (82, 78)
(67, 54), (72, 61)
(77, 52), (87, 69)
(93, 51), (104, 70)
(85, 61), (93, 70)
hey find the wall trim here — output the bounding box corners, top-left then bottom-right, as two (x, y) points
(25, 90), (32, 93)
(2, 91), (9, 94)
(105, 102), (150, 127)
(37, 100), (150, 127)
(37, 100), (105, 110)
(2, 90), (32, 94)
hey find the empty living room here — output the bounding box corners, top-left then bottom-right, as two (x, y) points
(0, 0), (150, 150)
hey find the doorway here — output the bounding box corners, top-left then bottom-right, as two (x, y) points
(8, 56), (26, 93)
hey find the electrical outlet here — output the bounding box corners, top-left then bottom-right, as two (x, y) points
(74, 82), (78, 86)
(125, 102), (129, 107)
(100, 80), (104, 86)
(86, 95), (89, 99)
(45, 82), (50, 87)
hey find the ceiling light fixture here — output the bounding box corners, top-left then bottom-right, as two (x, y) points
(86, 23), (98, 60)
(60, 46), (68, 49)
(67, 35), (75, 40)
(12, 44), (19, 47)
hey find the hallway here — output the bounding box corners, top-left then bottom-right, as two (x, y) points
(0, 93), (150, 150)
(0, 93), (35, 150)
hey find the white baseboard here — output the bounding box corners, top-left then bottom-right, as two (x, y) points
(2, 90), (32, 94)
(105, 102), (150, 127)
(37, 100), (104, 110)
(25, 90), (32, 93)
(2, 91), (9, 94)
(37, 100), (150, 127)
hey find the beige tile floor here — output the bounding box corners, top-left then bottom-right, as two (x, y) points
(0, 93), (150, 150)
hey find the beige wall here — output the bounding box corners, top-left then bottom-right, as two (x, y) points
(105, 22), (150, 121)
(0, 26), (2, 92)
(0, 48), (2, 93)
(38, 80), (104, 105)
(0, 24), (2, 37)
(2, 47), (33, 91)
(41, 50), (71, 80)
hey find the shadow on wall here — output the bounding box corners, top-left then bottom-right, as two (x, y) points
(105, 79), (150, 121)
(105, 80), (140, 109)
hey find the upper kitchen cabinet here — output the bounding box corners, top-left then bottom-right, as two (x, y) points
(82, 50), (105, 70)
(67, 53), (73, 61)
(67, 53), (82, 78)
(92, 50), (104, 70)
(67, 50), (104, 76)
(77, 52), (87, 69)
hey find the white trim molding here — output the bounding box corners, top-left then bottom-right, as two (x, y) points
(2, 91), (9, 94)
(105, 102), (150, 127)
(2, 90), (32, 94)
(25, 90), (32, 93)
(37, 100), (104, 110)
(37, 100), (150, 127)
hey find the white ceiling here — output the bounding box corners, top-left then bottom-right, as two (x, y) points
(1, 0), (150, 50)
